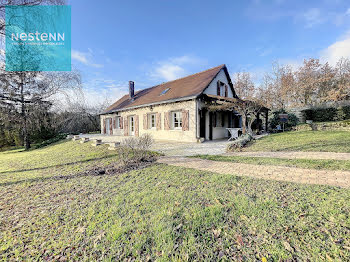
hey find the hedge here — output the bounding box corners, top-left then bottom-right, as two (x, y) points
(302, 105), (350, 122)
(295, 120), (350, 131)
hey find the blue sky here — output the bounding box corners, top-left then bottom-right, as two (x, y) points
(69, 0), (350, 105)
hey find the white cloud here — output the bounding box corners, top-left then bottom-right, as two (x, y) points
(71, 49), (103, 68)
(302, 8), (324, 28)
(320, 32), (350, 65)
(346, 8), (350, 16)
(150, 55), (206, 81)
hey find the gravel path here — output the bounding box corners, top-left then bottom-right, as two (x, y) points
(226, 151), (350, 161)
(158, 156), (350, 188)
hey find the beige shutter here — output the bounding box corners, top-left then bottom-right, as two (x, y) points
(182, 110), (189, 131)
(103, 119), (106, 134)
(156, 113), (161, 130)
(135, 115), (139, 137)
(120, 117), (123, 129)
(124, 117), (128, 136)
(143, 114), (148, 130)
(164, 111), (170, 130)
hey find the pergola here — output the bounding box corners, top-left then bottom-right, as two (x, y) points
(200, 94), (270, 133)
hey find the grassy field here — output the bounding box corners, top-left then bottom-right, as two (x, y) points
(245, 131), (350, 152)
(1, 141), (350, 261)
(195, 155), (350, 171)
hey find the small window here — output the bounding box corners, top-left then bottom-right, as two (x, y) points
(149, 114), (156, 129)
(116, 116), (121, 129)
(160, 88), (170, 95)
(172, 111), (182, 129)
(130, 116), (135, 134)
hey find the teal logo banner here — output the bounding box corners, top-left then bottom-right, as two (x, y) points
(5, 5), (71, 71)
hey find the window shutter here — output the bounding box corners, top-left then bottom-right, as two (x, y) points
(182, 110), (189, 131)
(113, 117), (116, 128)
(109, 118), (113, 134)
(103, 119), (106, 134)
(135, 115), (139, 137)
(224, 85), (228, 97)
(217, 81), (220, 96)
(156, 113), (161, 130)
(120, 117), (123, 129)
(124, 118), (128, 136)
(164, 111), (170, 130)
(143, 114), (148, 130)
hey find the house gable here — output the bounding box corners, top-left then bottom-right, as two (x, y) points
(203, 67), (236, 98)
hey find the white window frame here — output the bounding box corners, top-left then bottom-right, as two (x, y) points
(129, 116), (135, 136)
(149, 113), (156, 129)
(116, 116), (121, 129)
(172, 111), (182, 130)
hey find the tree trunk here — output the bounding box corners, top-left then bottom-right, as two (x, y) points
(241, 114), (247, 134)
(20, 73), (30, 150)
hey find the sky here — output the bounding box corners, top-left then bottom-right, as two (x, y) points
(69, 0), (350, 105)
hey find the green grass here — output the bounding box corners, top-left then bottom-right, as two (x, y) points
(1, 141), (350, 261)
(0, 140), (121, 185)
(246, 131), (350, 152)
(194, 155), (350, 171)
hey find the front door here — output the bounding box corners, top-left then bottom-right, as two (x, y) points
(106, 118), (111, 135)
(129, 116), (135, 136)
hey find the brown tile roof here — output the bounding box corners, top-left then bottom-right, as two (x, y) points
(103, 64), (226, 114)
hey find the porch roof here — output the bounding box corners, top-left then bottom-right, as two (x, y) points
(201, 94), (269, 112)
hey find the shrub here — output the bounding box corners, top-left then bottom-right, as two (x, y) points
(302, 105), (350, 122)
(119, 134), (154, 165)
(226, 134), (253, 152)
(33, 133), (67, 149)
(269, 109), (299, 131)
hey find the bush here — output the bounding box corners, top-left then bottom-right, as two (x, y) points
(302, 105), (350, 122)
(33, 133), (67, 149)
(119, 134), (154, 165)
(269, 109), (299, 131)
(226, 134), (253, 152)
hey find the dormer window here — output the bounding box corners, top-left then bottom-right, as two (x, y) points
(160, 88), (170, 95)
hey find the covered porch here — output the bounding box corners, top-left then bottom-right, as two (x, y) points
(197, 94), (269, 141)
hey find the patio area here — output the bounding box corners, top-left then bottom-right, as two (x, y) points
(79, 134), (229, 156)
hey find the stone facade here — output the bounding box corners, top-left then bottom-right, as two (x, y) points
(100, 99), (197, 142)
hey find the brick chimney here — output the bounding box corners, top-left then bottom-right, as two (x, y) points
(129, 81), (135, 99)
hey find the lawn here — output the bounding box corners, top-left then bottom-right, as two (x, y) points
(195, 155), (350, 171)
(1, 141), (350, 261)
(245, 130), (350, 152)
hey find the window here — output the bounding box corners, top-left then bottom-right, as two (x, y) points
(172, 111), (182, 129)
(149, 114), (156, 129)
(129, 116), (135, 135)
(217, 81), (229, 97)
(160, 88), (170, 95)
(116, 116), (121, 129)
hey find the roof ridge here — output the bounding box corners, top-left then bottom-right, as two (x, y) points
(151, 64), (225, 88)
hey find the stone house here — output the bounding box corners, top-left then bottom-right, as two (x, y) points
(100, 64), (246, 142)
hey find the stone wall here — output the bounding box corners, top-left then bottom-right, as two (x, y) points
(295, 120), (350, 131)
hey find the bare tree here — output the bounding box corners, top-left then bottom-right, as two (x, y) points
(0, 0), (65, 36)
